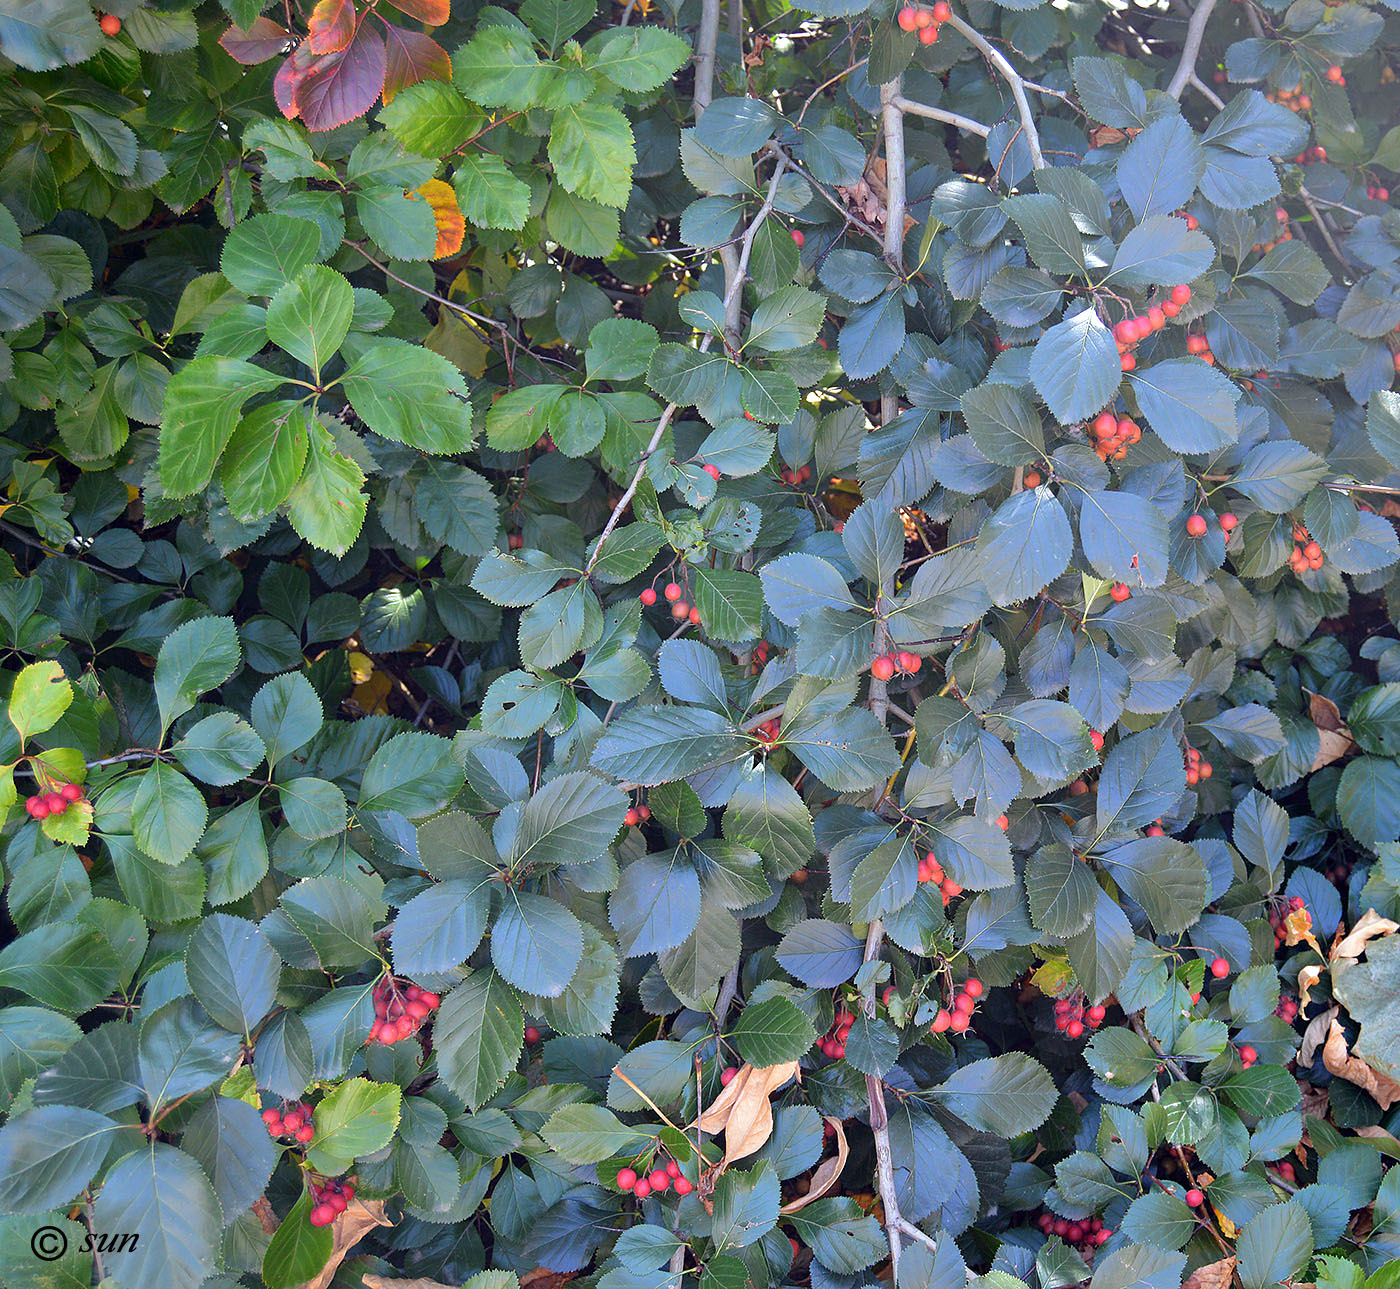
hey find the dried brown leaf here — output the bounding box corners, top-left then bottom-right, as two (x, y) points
(1331, 908), (1399, 964)
(1308, 691), (1356, 770)
(363, 1278), (456, 1289)
(1297, 963), (1323, 1012)
(1299, 1006), (1335, 1068)
(781, 1117), (849, 1214)
(694, 1061), (800, 1169)
(1284, 904), (1321, 953)
(292, 1199), (393, 1289)
(1182, 1257), (1236, 1289)
(1322, 1017), (1400, 1110)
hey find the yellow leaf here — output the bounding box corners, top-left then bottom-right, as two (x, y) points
(411, 179), (465, 260)
(346, 650), (374, 686)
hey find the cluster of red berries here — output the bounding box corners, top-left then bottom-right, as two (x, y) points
(917, 852), (964, 905)
(930, 978), (982, 1034)
(820, 1007), (855, 1059)
(307, 1177), (355, 1226)
(617, 1157), (694, 1198)
(98, 11), (121, 34)
(1183, 743), (1212, 786)
(1270, 1160), (1298, 1185)
(1293, 145), (1328, 164)
(1264, 85), (1313, 112)
(623, 802), (652, 827)
(780, 464), (813, 487)
(1185, 332), (1217, 365)
(262, 1101), (315, 1144)
(368, 978), (439, 1045)
(1366, 185), (1391, 201)
(1250, 211), (1294, 254)
(1268, 895), (1307, 950)
(1237, 1042), (1259, 1068)
(1288, 523), (1325, 573)
(1146, 819), (1166, 836)
(1088, 411), (1142, 462)
(1053, 994), (1107, 1039)
(1274, 994), (1300, 1023)
(1112, 286), (1191, 372)
(870, 650), (921, 681)
(1038, 1212), (1112, 1249)
(1189, 511), (1238, 539)
(749, 640), (772, 675)
(24, 782), (85, 819)
(1325, 64), (1346, 85)
(1109, 582), (1131, 603)
(753, 718), (782, 746)
(896, 0), (953, 43)
(639, 581), (702, 626)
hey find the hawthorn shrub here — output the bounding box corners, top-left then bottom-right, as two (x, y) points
(3, 0), (1400, 1286)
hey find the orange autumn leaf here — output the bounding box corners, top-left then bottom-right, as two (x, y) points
(306, 0), (355, 54)
(412, 179), (465, 259)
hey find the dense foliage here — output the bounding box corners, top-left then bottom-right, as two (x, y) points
(3, 0), (1400, 1286)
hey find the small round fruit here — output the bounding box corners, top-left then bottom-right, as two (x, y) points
(60, 782), (83, 801)
(282, 1112), (304, 1132)
(1185, 1188), (1204, 1207)
(918, 24), (937, 41)
(1093, 411), (1118, 438)
(1110, 582), (1131, 602)
(624, 808), (640, 827)
(1210, 957), (1230, 978)
(633, 1178), (652, 1198)
(1090, 729), (1104, 751)
(618, 1167), (638, 1190)
(721, 1066), (738, 1085)
(1024, 470), (1041, 488)
(524, 1025), (541, 1044)
(702, 463), (721, 479)
(931, 1008), (952, 1033)
(688, 606), (701, 625)
(1120, 352), (1136, 372)
(310, 1202), (336, 1226)
(791, 229), (805, 247)
(99, 12), (121, 34)
(640, 588), (657, 606)
(1066, 1020), (1084, 1038)
(1088, 1004), (1106, 1022)
(897, 5), (918, 29)
(664, 582), (682, 601)
(667, 1159), (681, 1179)
(963, 978), (983, 999)
(996, 813), (1009, 830)
(295, 1123), (315, 1143)
(1186, 513), (1208, 538)
(261, 1108), (281, 1125)
(871, 654), (896, 681)
(1220, 512), (1238, 533)
(44, 793), (67, 814)
(948, 1011), (971, 1032)
(674, 1176), (694, 1195)
(1239, 1044), (1257, 1064)
(932, 0), (951, 17)
(672, 600), (689, 619)
(1170, 283), (1192, 306)
(420, 991), (440, 1009)
(649, 1169), (669, 1191)
(954, 993), (975, 1015)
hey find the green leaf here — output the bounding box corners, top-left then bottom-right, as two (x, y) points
(1117, 115), (1206, 221)
(340, 338), (474, 453)
(7, 660), (71, 740)
(586, 26), (690, 91)
(1108, 214), (1215, 289)
(221, 212), (323, 296)
(453, 25), (549, 108)
(745, 286), (825, 352)
(593, 706), (745, 784)
(393, 880), (489, 977)
(1099, 836), (1209, 935)
(732, 996), (816, 1066)
(1026, 842), (1097, 937)
(1337, 755), (1400, 851)
(434, 970), (523, 1111)
(932, 1052), (1057, 1136)
(510, 771), (628, 868)
(266, 265), (354, 373)
(1002, 194), (1086, 276)
(286, 421), (368, 556)
(549, 101), (636, 208)
(0, 0), (102, 71)
(359, 730), (463, 817)
(1029, 306), (1121, 428)
(251, 670), (323, 767)
(977, 487), (1072, 607)
(221, 401), (312, 521)
(1128, 359), (1240, 453)
(541, 1103), (645, 1164)
(281, 875), (378, 968)
(453, 153), (531, 230)
(0, 922), (122, 1014)
(185, 913), (280, 1035)
(307, 1076), (402, 1172)
(712, 1162), (781, 1250)
(0, 1105), (116, 1211)
(132, 761), (208, 865)
(157, 356), (284, 498)
(261, 1190), (334, 1289)
(92, 1145), (221, 1289)
(1237, 1200), (1314, 1289)
(492, 891), (584, 998)
(961, 382), (1044, 467)
(154, 615), (241, 731)
(278, 775), (348, 840)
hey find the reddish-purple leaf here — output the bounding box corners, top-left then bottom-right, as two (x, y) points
(273, 50), (309, 119)
(382, 27), (451, 102)
(383, 0), (450, 25)
(293, 22), (386, 132)
(307, 0), (356, 55)
(219, 17), (294, 65)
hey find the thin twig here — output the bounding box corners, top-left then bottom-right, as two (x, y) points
(897, 1217), (938, 1252)
(892, 95), (991, 139)
(694, 0), (721, 114)
(1188, 73), (1225, 110)
(862, 919), (903, 1277)
(942, 14), (1045, 169)
(1299, 188), (1353, 272)
(1166, 0), (1219, 99)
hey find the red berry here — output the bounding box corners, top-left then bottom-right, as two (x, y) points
(1120, 352), (1135, 372)
(640, 588), (657, 605)
(871, 655), (896, 681)
(687, 606), (701, 625)
(948, 1011), (970, 1032)
(1185, 1188), (1204, 1207)
(1186, 514), (1208, 538)
(963, 978), (983, 999)
(525, 1026), (540, 1044)
(667, 1159), (681, 1179)
(59, 783), (83, 801)
(671, 600), (689, 619)
(1066, 1020), (1084, 1038)
(43, 793), (67, 814)
(932, 0), (951, 17)
(917, 24), (938, 42)
(1219, 512), (1238, 533)
(674, 1176), (693, 1194)
(931, 1009), (952, 1032)
(617, 1167), (638, 1190)
(309, 1202), (336, 1226)
(649, 1169), (669, 1191)
(721, 1066), (738, 1085)
(1239, 1044), (1257, 1064)
(99, 12), (121, 35)
(898, 5), (918, 28)
(634, 1178), (651, 1198)
(954, 993), (975, 1014)
(625, 808), (640, 827)
(1209, 957), (1230, 978)
(1090, 729), (1104, 751)
(1088, 1005), (1106, 1022)
(1110, 583), (1130, 602)
(295, 1123), (315, 1143)
(664, 582), (682, 601)
(996, 814), (1009, 830)
(702, 463), (721, 479)
(282, 1112), (304, 1132)
(1170, 284), (1192, 306)
(791, 229), (805, 247)
(420, 991), (440, 1009)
